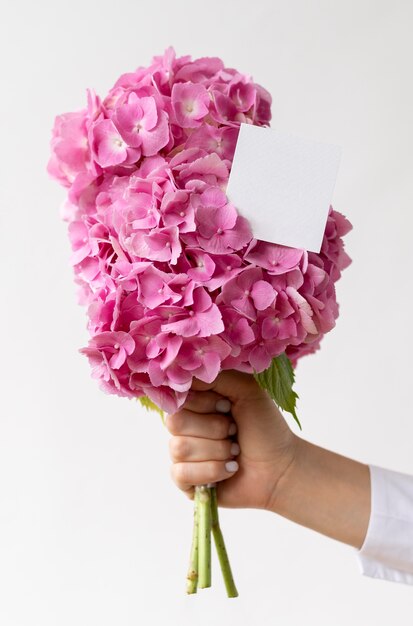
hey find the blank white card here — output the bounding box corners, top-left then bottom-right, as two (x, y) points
(225, 123), (342, 253)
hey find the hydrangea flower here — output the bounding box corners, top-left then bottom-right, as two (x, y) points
(48, 46), (352, 415)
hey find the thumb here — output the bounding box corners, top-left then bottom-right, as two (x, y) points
(190, 370), (290, 455)
(190, 369), (263, 405)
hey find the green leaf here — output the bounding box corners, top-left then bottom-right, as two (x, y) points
(137, 395), (165, 424)
(253, 353), (301, 430)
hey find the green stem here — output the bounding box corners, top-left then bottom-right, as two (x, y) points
(186, 488), (199, 594)
(210, 486), (239, 598)
(197, 485), (212, 588)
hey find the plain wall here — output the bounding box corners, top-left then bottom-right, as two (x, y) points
(1, 1), (412, 624)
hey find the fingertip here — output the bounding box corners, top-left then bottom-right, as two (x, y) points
(230, 442), (240, 456)
(228, 422), (237, 436)
(215, 398), (231, 413)
(225, 460), (239, 474)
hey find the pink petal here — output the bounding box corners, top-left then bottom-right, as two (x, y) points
(159, 335), (183, 369)
(231, 295), (257, 321)
(148, 361), (167, 387)
(144, 386), (180, 414)
(195, 351), (221, 383)
(161, 315), (200, 337)
(141, 110), (170, 156)
(217, 203), (237, 230)
(177, 347), (203, 371)
(92, 119), (128, 167)
(192, 287), (212, 313)
(248, 345), (272, 372)
(200, 186), (227, 209)
(251, 280), (276, 310)
(233, 318), (255, 345)
(172, 82), (210, 128)
(195, 304), (224, 337)
(164, 361), (193, 386)
(109, 347), (126, 369)
(139, 96), (158, 131)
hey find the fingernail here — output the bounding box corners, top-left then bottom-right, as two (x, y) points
(225, 460), (239, 473)
(216, 398), (231, 413)
(228, 423), (237, 436)
(230, 442), (240, 456)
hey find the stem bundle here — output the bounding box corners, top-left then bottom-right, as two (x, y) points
(186, 484), (238, 598)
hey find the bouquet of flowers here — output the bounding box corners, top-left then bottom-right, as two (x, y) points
(48, 46), (352, 597)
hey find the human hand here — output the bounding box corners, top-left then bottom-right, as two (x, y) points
(165, 370), (299, 511)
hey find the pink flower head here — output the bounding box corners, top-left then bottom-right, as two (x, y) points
(129, 225), (181, 264)
(112, 92), (169, 155)
(185, 248), (216, 283)
(160, 190), (195, 233)
(49, 46), (352, 413)
(137, 266), (186, 309)
(286, 287), (318, 335)
(195, 187), (252, 254)
(174, 56), (224, 83)
(112, 183), (162, 233)
(203, 253), (243, 291)
(175, 335), (232, 383)
(218, 267), (276, 321)
(259, 291), (297, 341)
(171, 82), (210, 128)
(91, 118), (140, 167)
(79, 331), (135, 386)
(68, 220), (95, 265)
(229, 80), (257, 113)
(244, 240), (304, 274)
(47, 110), (91, 187)
(126, 316), (164, 373)
(160, 286), (224, 337)
(220, 307), (255, 357)
(171, 151), (229, 188)
(185, 125), (238, 161)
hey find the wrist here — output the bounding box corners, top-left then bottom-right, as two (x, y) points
(265, 436), (371, 549)
(265, 434), (305, 514)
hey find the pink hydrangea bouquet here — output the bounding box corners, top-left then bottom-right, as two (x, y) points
(48, 46), (352, 597)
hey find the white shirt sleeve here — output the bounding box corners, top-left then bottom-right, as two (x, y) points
(356, 464), (413, 584)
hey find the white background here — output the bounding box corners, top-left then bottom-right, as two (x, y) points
(1, 1), (412, 624)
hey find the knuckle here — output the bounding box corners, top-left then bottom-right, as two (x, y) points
(165, 410), (184, 435)
(168, 437), (176, 460)
(186, 391), (215, 413)
(169, 436), (189, 462)
(172, 462), (190, 488)
(181, 392), (198, 411)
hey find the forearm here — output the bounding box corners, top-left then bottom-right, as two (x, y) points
(269, 437), (371, 549)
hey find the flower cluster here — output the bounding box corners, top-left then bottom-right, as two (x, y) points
(48, 47), (352, 414)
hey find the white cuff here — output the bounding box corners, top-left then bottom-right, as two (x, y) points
(356, 464), (413, 585)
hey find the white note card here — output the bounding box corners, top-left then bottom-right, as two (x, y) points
(225, 123), (342, 252)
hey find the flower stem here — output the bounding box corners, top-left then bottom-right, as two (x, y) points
(210, 486), (239, 598)
(186, 487), (200, 594)
(197, 485), (212, 588)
